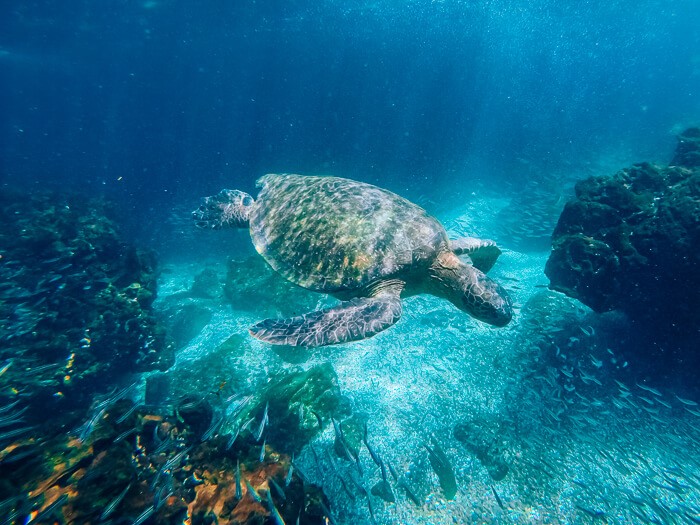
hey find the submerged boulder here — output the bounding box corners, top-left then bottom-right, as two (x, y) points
(224, 255), (319, 316)
(190, 266), (223, 299)
(545, 129), (700, 338)
(454, 417), (510, 481)
(671, 127), (700, 168)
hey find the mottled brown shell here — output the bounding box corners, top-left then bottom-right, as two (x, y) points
(249, 174), (448, 293)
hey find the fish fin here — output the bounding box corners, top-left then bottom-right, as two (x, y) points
(450, 237), (501, 273)
(249, 286), (402, 347)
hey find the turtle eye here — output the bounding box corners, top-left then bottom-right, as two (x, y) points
(242, 196), (253, 206)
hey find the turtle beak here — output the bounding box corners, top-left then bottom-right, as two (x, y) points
(462, 278), (513, 327)
(468, 281), (513, 327)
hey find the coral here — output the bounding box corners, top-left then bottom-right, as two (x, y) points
(0, 190), (174, 435)
(242, 363), (352, 454)
(0, 401), (329, 524)
(545, 129), (700, 340)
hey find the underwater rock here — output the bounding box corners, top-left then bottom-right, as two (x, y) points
(0, 190), (174, 437)
(163, 333), (255, 405)
(454, 418), (510, 481)
(546, 130), (700, 340)
(162, 301), (213, 349)
(190, 267), (222, 298)
(224, 255), (320, 316)
(671, 127), (700, 168)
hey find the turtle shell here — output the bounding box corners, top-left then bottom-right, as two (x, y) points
(249, 174), (448, 293)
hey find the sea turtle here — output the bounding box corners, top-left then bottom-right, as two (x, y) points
(193, 174), (512, 347)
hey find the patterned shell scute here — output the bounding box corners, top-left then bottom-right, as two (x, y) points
(249, 174), (447, 293)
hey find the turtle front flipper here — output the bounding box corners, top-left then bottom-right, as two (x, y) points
(249, 285), (403, 347)
(450, 237), (501, 273)
(192, 189), (255, 229)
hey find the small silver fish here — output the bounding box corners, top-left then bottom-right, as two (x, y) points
(269, 476), (286, 501)
(226, 426), (241, 450)
(77, 407), (106, 442)
(399, 479), (422, 507)
(0, 359), (13, 377)
(637, 383), (663, 397)
(676, 395), (698, 406)
(255, 402), (269, 442)
(684, 406), (700, 417)
(100, 482), (132, 520)
(491, 485), (505, 510)
(115, 403), (141, 424)
(161, 446), (192, 471)
(113, 427), (137, 443)
(235, 459), (242, 500)
(285, 455), (294, 487)
(245, 478), (262, 503)
(240, 416), (255, 433)
(265, 488), (287, 525)
(362, 422), (383, 468)
(200, 414), (223, 442)
(131, 505), (155, 525)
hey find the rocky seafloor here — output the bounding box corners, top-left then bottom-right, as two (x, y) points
(1, 130), (700, 525)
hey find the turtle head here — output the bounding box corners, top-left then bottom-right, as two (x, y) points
(193, 189), (255, 229)
(429, 252), (513, 327)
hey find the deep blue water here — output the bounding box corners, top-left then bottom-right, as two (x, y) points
(2, 0), (699, 236)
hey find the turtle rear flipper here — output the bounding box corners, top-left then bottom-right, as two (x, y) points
(249, 290), (403, 347)
(192, 189), (254, 229)
(450, 237), (501, 273)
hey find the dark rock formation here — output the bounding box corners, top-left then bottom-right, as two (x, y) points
(0, 190), (174, 434)
(671, 127), (700, 168)
(190, 267), (223, 299)
(454, 417), (510, 481)
(545, 129), (700, 339)
(224, 255), (319, 316)
(162, 302), (213, 349)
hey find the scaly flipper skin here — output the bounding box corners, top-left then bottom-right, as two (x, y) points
(249, 286), (403, 347)
(450, 237), (501, 274)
